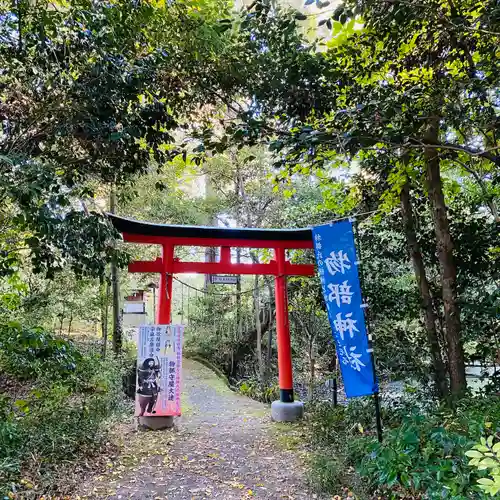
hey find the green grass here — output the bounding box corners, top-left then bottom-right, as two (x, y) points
(271, 421), (307, 451)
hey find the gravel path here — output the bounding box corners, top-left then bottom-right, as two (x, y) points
(81, 359), (317, 499)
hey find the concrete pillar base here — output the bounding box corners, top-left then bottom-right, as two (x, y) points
(271, 400), (304, 422)
(138, 416), (175, 430)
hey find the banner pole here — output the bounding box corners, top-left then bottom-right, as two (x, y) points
(352, 218), (383, 443)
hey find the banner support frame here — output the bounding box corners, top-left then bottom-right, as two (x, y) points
(352, 218), (383, 443)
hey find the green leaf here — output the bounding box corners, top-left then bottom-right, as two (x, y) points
(479, 458), (498, 469)
(477, 478), (495, 486)
(412, 474), (421, 490)
(466, 450), (485, 458)
(0, 154), (14, 165)
(400, 472), (410, 487)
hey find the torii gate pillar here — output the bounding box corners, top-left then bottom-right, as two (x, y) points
(157, 245), (174, 324)
(270, 247), (304, 422)
(274, 247), (293, 402)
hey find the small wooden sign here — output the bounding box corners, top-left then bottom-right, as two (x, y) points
(210, 275), (240, 285)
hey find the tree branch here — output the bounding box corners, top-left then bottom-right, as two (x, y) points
(306, 132), (500, 166)
(450, 158), (499, 221)
(404, 139), (500, 165)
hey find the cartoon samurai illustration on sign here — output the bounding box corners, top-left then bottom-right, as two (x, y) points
(136, 356), (161, 416)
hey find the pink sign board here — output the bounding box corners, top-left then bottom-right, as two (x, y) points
(135, 324), (183, 417)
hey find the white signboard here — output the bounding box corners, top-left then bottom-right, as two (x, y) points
(210, 275), (240, 285)
(135, 324), (183, 417)
(124, 302), (145, 314)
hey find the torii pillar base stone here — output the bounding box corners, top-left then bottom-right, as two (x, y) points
(271, 400), (304, 422)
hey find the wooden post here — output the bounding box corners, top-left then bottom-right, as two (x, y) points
(110, 188), (122, 353)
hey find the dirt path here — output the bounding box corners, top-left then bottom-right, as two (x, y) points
(81, 359), (317, 499)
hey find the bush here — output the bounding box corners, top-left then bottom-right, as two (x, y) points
(0, 322), (82, 380)
(467, 435), (500, 496)
(0, 324), (127, 496)
(309, 452), (351, 494)
(307, 394), (500, 499)
(306, 385), (431, 448)
(358, 414), (480, 498)
(307, 401), (350, 447)
(238, 378), (279, 403)
(306, 401), (371, 496)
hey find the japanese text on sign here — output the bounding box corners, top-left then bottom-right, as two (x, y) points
(136, 324), (184, 417)
(312, 220), (378, 398)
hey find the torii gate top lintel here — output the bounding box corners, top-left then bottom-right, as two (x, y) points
(108, 214), (314, 249)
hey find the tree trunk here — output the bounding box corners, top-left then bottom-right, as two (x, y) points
(266, 279), (274, 383)
(58, 311), (64, 335)
(235, 167), (244, 363)
(67, 313), (73, 335)
(400, 180), (449, 399)
(233, 248), (243, 377)
(110, 188), (122, 354)
(100, 273), (110, 358)
(308, 335), (315, 401)
(254, 274), (264, 381)
(204, 168), (217, 290)
(424, 122), (466, 396)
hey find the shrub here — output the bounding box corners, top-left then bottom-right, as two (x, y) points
(307, 401), (350, 447)
(238, 378), (279, 403)
(307, 394), (500, 499)
(0, 325), (127, 496)
(306, 401), (371, 496)
(0, 322), (82, 380)
(357, 414), (480, 498)
(467, 436), (500, 496)
(0, 395), (23, 484)
(309, 452), (350, 494)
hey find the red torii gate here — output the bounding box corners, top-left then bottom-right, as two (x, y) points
(109, 215), (315, 406)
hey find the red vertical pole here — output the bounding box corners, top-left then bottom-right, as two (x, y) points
(274, 247), (294, 403)
(157, 245), (174, 324)
(220, 246), (231, 264)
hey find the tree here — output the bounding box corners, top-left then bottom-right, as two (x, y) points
(400, 180), (449, 397)
(0, 0), (233, 278)
(187, 0), (500, 397)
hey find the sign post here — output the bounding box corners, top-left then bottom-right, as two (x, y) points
(312, 219), (382, 441)
(136, 324), (183, 420)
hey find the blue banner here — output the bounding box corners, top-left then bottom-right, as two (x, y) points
(312, 219), (378, 398)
